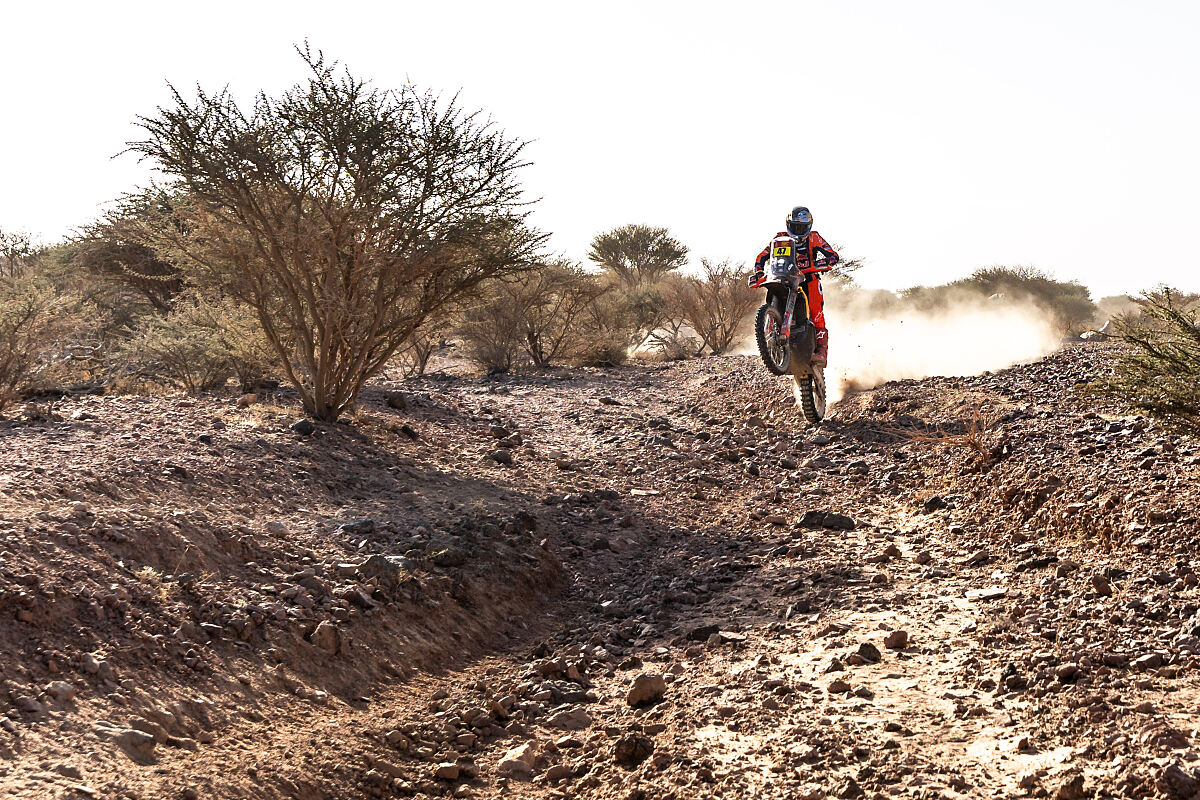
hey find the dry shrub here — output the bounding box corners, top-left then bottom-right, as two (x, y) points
(886, 403), (1004, 463)
(457, 300), (524, 374)
(652, 333), (703, 361)
(573, 290), (636, 366)
(0, 228), (38, 279)
(393, 327), (441, 378)
(458, 262), (622, 372)
(124, 304), (231, 394)
(588, 225), (689, 352)
(513, 262), (610, 367)
(676, 258), (760, 355)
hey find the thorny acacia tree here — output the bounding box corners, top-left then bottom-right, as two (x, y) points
(73, 192), (184, 314)
(1106, 288), (1200, 432)
(0, 228), (38, 279)
(128, 46), (545, 420)
(588, 224), (688, 287)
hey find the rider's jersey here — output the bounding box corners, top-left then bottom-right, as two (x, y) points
(754, 231), (838, 275)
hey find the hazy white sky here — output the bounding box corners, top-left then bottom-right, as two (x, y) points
(2, 1), (1197, 297)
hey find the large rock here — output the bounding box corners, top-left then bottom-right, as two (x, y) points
(798, 510), (855, 531)
(356, 554), (414, 585)
(339, 518), (376, 536)
(1053, 771), (1088, 800)
(95, 722), (156, 762)
(626, 674), (667, 707)
(545, 707), (592, 730)
(1156, 762), (1200, 799)
(856, 642), (882, 663)
(45, 681), (77, 701)
(15, 696), (42, 713)
(497, 742), (541, 778)
(433, 763), (460, 780)
(429, 546), (469, 568)
(613, 733), (653, 766)
(311, 621), (340, 655)
(685, 623), (720, 642)
(289, 419), (316, 437)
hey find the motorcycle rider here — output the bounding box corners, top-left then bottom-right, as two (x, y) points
(751, 206), (838, 367)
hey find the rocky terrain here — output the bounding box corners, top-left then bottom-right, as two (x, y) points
(1, 340), (1198, 800)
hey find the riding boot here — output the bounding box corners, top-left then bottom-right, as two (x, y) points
(812, 327), (829, 367)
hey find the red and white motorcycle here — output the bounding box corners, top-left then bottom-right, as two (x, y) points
(748, 237), (828, 423)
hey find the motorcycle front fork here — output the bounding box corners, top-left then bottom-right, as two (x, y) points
(781, 289), (798, 338)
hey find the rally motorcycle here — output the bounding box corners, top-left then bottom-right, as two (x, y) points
(748, 240), (828, 424)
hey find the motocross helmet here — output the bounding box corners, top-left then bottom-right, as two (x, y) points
(786, 206), (813, 237)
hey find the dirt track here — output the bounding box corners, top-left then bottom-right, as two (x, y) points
(2, 341), (1199, 800)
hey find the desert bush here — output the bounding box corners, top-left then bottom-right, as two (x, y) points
(126, 46), (544, 420)
(512, 262), (609, 367)
(0, 277), (74, 412)
(205, 298), (279, 391)
(650, 329), (703, 361)
(1104, 288), (1200, 432)
(11, 240), (177, 392)
(573, 290), (637, 366)
(1095, 294), (1139, 326)
(676, 258), (760, 355)
(589, 225), (689, 350)
(33, 242), (150, 332)
(457, 301), (524, 374)
(458, 262), (615, 372)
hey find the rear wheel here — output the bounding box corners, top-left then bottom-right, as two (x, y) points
(755, 303), (790, 375)
(798, 365), (827, 423)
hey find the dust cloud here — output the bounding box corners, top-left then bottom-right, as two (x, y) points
(733, 287), (1066, 406)
(822, 291), (1063, 405)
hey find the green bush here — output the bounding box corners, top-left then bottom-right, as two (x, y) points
(123, 295), (277, 394)
(1104, 288), (1200, 432)
(0, 277), (73, 412)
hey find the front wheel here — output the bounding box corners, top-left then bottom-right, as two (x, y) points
(755, 303), (790, 375)
(798, 365), (827, 424)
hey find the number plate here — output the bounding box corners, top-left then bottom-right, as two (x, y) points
(773, 245), (792, 258)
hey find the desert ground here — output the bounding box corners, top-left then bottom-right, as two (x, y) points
(2, 340), (1198, 800)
